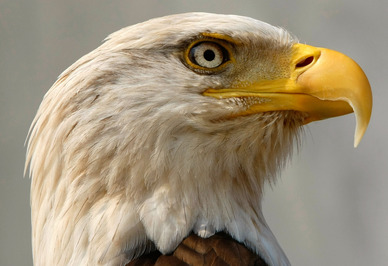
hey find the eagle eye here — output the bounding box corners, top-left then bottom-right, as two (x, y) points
(188, 41), (229, 69)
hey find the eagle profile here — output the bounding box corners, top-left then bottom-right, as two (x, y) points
(26, 13), (372, 266)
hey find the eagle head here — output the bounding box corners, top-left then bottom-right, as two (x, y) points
(26, 13), (372, 266)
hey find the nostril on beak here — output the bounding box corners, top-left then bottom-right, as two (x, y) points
(296, 56), (314, 68)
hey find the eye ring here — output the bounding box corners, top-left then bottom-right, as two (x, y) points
(187, 41), (230, 70)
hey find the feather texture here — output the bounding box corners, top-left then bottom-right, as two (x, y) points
(127, 232), (268, 266)
(26, 13), (303, 266)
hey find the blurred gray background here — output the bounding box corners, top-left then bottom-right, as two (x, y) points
(1, 0), (386, 265)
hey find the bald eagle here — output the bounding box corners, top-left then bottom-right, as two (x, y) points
(26, 13), (372, 266)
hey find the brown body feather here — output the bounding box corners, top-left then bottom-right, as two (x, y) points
(127, 232), (268, 266)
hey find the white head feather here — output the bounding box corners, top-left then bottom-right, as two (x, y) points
(26, 13), (302, 266)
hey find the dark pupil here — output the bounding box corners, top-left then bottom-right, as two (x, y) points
(203, 49), (216, 61)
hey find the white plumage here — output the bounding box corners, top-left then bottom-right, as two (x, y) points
(26, 13), (371, 266)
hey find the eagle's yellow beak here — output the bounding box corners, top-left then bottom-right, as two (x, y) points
(203, 43), (372, 147)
